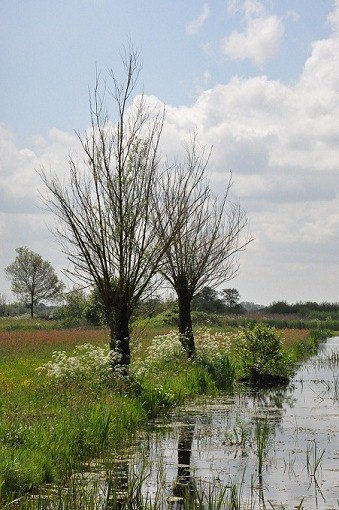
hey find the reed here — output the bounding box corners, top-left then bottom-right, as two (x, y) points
(306, 439), (324, 481)
(254, 418), (270, 476)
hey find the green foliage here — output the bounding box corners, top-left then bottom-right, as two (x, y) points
(133, 309), (178, 329)
(239, 323), (292, 383)
(133, 295), (167, 319)
(265, 300), (339, 319)
(290, 329), (330, 360)
(55, 287), (105, 327)
(192, 286), (226, 314)
(191, 286), (245, 315)
(0, 317), (58, 331)
(134, 309), (229, 330)
(83, 286), (106, 326)
(198, 353), (235, 390)
(191, 310), (226, 326)
(5, 247), (64, 318)
(139, 384), (176, 417)
(221, 288), (243, 312)
(36, 343), (119, 388)
(0, 323), (326, 504)
(55, 288), (88, 327)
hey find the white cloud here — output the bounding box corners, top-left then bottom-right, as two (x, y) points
(285, 10), (299, 23)
(327, 0), (339, 33)
(243, 0), (265, 18)
(222, 0), (284, 65)
(186, 3), (210, 35)
(0, 127), (78, 214)
(0, 127), (79, 294)
(158, 21), (339, 302)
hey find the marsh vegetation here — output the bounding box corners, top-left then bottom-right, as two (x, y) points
(0, 316), (335, 508)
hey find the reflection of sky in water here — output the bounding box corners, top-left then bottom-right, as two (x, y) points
(139, 337), (339, 509)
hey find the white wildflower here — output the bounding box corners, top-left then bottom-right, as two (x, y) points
(36, 343), (119, 385)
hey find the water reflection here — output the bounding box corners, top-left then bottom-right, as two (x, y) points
(141, 337), (339, 509)
(171, 423), (196, 508)
(108, 458), (129, 509)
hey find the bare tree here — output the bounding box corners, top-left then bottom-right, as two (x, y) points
(157, 137), (253, 359)
(5, 247), (64, 318)
(40, 48), (173, 371)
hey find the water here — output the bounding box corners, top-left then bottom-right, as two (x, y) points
(135, 336), (339, 508)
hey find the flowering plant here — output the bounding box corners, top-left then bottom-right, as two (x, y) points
(36, 343), (119, 386)
(132, 328), (237, 384)
(132, 330), (186, 380)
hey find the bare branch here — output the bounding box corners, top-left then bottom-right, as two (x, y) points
(39, 49), (167, 369)
(156, 137), (253, 357)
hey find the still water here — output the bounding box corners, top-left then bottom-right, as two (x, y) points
(132, 336), (339, 508)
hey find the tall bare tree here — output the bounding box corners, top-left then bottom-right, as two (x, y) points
(40, 49), (172, 371)
(157, 138), (253, 358)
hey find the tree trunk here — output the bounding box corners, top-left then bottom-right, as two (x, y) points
(30, 300), (34, 319)
(109, 301), (131, 374)
(177, 289), (196, 359)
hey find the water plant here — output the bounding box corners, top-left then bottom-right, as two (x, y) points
(224, 422), (251, 456)
(254, 417), (270, 476)
(283, 451), (296, 477)
(267, 498), (304, 510)
(306, 439), (324, 481)
(328, 350), (339, 365)
(333, 374), (339, 401)
(0, 323), (334, 507)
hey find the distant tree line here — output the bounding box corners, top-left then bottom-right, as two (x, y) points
(0, 298), (55, 318)
(2, 284), (339, 325)
(51, 286), (246, 328)
(265, 300), (339, 318)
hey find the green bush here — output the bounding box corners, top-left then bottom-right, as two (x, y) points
(239, 323), (292, 384)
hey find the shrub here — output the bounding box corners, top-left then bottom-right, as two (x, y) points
(132, 331), (186, 380)
(238, 323), (293, 385)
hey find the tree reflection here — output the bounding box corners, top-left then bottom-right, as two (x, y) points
(106, 457), (130, 509)
(171, 423), (196, 508)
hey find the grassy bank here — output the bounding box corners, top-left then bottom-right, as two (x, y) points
(0, 319), (328, 504)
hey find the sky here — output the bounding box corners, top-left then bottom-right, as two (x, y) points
(1, 0), (339, 306)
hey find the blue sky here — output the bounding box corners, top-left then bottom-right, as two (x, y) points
(1, 0), (339, 305)
(1, 0), (333, 141)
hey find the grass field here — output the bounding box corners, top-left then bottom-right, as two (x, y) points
(0, 318), (323, 505)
